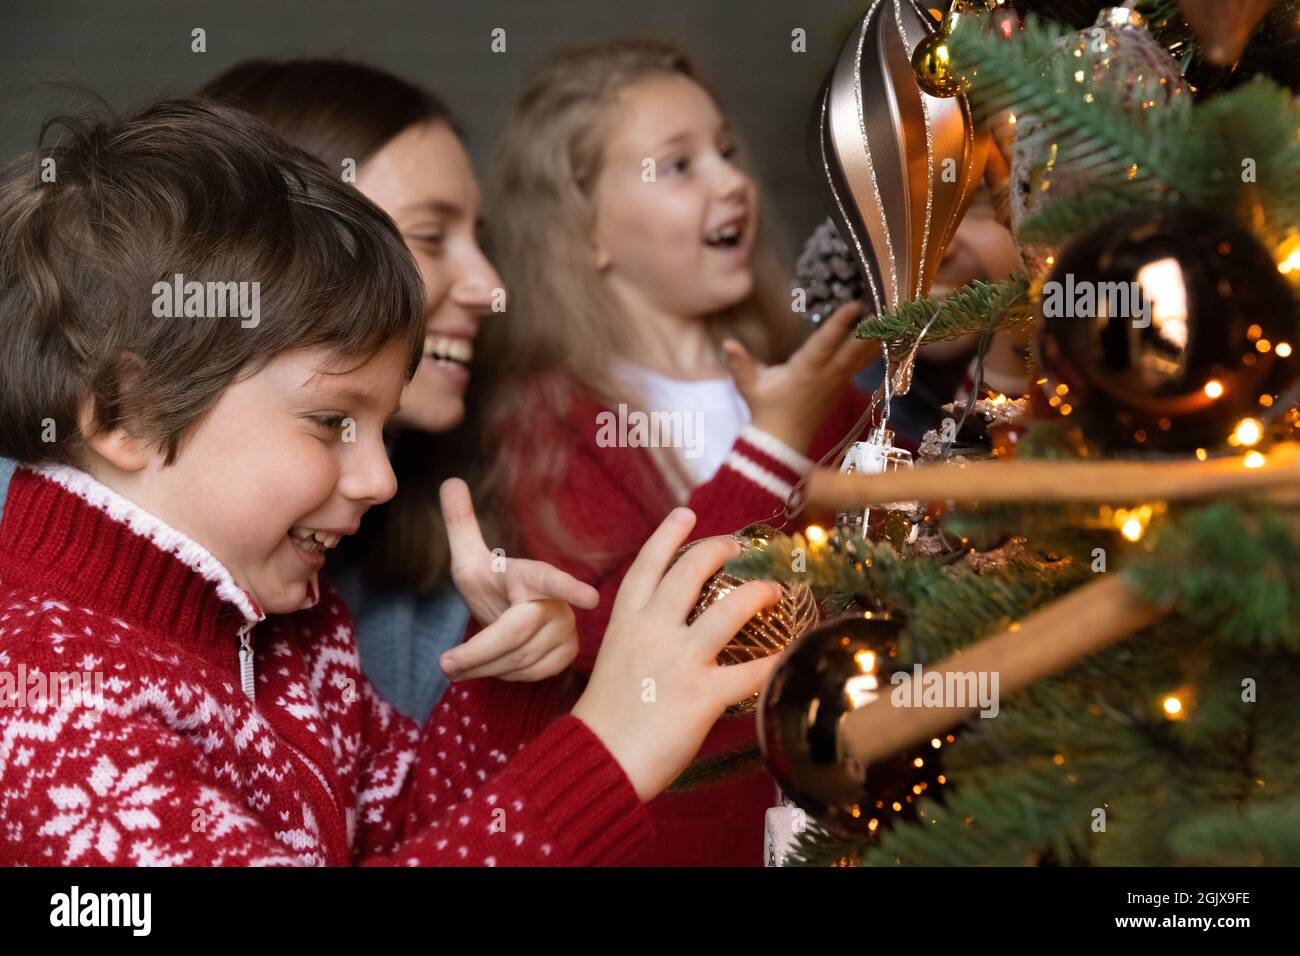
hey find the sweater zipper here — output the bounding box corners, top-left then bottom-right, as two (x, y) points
(234, 619), (350, 863)
(281, 737), (351, 865)
(237, 622), (256, 700)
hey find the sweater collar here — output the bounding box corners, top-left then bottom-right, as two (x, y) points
(0, 465), (267, 658)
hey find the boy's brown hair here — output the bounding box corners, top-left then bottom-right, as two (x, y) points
(199, 59), (480, 594)
(0, 98), (425, 467)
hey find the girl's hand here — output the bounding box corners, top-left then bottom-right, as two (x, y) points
(722, 300), (878, 454)
(440, 478), (598, 681)
(571, 508), (784, 802)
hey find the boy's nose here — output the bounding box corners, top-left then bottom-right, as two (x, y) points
(341, 438), (398, 506)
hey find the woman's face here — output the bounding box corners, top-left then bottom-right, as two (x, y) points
(590, 73), (759, 323)
(356, 120), (502, 432)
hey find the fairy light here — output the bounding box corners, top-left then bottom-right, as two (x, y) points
(805, 524), (827, 546)
(1244, 451), (1266, 469)
(1278, 235), (1300, 274)
(1203, 379), (1224, 399)
(1277, 342), (1293, 358)
(1161, 687), (1195, 721)
(1106, 504), (1154, 542)
(1231, 418), (1263, 447)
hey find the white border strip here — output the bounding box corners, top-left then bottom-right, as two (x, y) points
(30, 464), (262, 624)
(739, 426), (815, 476)
(723, 452), (795, 502)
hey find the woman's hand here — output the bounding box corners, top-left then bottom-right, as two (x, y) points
(722, 299), (878, 454)
(439, 478), (598, 682)
(571, 507), (784, 802)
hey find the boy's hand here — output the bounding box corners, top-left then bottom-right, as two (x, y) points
(571, 508), (784, 802)
(723, 299), (878, 454)
(440, 478), (598, 682)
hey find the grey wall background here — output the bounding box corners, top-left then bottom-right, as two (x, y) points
(0, 0), (870, 254)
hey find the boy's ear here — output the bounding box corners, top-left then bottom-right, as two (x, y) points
(77, 395), (155, 473)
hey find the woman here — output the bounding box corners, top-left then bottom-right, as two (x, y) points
(200, 60), (595, 720)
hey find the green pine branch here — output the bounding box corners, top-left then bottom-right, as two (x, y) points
(949, 14), (1192, 194)
(1123, 504), (1300, 652)
(1171, 800), (1300, 866)
(855, 273), (1032, 348)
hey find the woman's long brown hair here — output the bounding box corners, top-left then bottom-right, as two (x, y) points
(200, 58), (483, 594)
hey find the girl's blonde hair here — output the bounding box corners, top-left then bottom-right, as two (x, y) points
(483, 37), (802, 562)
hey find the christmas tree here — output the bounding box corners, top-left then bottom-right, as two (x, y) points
(730, 0), (1300, 866)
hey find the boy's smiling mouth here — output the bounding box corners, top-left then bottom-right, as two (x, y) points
(286, 525), (351, 568)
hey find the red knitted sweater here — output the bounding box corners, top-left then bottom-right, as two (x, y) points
(0, 465), (650, 866)
(475, 383), (875, 866)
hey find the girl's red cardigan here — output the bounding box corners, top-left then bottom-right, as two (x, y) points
(473, 382), (874, 866)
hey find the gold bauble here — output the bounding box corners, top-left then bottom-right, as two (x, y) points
(910, 32), (965, 97)
(676, 523), (819, 717)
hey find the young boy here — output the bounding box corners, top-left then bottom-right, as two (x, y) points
(0, 100), (782, 865)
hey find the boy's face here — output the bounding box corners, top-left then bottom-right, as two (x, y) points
(114, 344), (407, 615)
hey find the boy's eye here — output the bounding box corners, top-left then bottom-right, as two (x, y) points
(721, 142), (740, 161)
(313, 415), (347, 432)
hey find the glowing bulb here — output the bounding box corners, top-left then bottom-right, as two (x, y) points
(805, 524), (827, 545)
(853, 649), (876, 673)
(1244, 451), (1266, 469)
(1204, 380), (1224, 399)
(1162, 695), (1183, 718)
(1232, 418), (1263, 447)
(1277, 342), (1293, 358)
(1112, 505), (1152, 542)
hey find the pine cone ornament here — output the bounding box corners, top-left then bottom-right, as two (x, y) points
(793, 218), (867, 325)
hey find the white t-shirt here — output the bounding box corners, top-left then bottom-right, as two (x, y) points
(618, 363), (752, 486)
